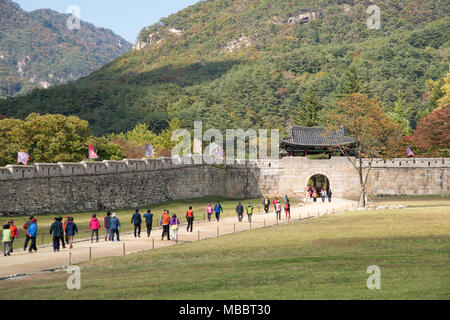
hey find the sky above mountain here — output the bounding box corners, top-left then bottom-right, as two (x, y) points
(14, 0), (199, 43)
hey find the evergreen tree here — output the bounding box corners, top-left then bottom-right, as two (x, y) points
(387, 91), (412, 135)
(293, 87), (323, 127)
(339, 65), (370, 97)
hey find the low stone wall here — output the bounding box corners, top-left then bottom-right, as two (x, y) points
(0, 156), (448, 215)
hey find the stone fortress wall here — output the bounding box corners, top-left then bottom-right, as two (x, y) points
(0, 156), (448, 215)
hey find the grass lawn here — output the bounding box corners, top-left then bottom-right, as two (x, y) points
(0, 197), (448, 299)
(1, 197), (291, 250)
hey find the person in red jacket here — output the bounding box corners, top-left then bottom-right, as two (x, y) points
(8, 220), (18, 253)
(284, 202), (291, 219)
(63, 215), (70, 243)
(272, 196), (279, 212)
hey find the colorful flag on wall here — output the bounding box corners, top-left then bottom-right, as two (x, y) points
(88, 144), (99, 159)
(145, 144), (154, 157)
(17, 152), (30, 165)
(406, 145), (415, 157)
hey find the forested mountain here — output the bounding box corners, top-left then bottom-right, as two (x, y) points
(0, 0), (448, 136)
(0, 0), (131, 97)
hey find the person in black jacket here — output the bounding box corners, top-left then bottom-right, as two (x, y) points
(236, 202), (244, 222)
(49, 217), (63, 252)
(104, 211), (112, 241)
(57, 217), (66, 249)
(23, 216), (34, 251)
(131, 209), (142, 238)
(143, 210), (153, 237)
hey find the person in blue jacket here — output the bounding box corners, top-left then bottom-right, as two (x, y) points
(65, 217), (78, 249)
(27, 218), (38, 253)
(213, 201), (223, 222)
(131, 208), (142, 238)
(143, 209), (153, 237)
(110, 213), (121, 242)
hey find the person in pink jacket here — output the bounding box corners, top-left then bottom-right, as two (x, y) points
(89, 214), (101, 243)
(275, 200), (282, 220)
(206, 203), (214, 222)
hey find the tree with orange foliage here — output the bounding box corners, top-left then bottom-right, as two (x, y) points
(406, 104), (450, 157)
(328, 93), (402, 207)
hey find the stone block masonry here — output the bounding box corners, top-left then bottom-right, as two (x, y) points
(0, 156), (448, 215)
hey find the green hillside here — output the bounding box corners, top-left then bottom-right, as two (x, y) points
(0, 0), (132, 97)
(0, 0), (448, 135)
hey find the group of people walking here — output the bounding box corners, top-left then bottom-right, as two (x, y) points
(262, 195), (291, 220)
(2, 193), (323, 256)
(305, 187), (332, 203)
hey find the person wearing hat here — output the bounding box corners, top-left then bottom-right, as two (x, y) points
(65, 217), (78, 249)
(110, 213), (121, 242)
(23, 216), (34, 251)
(49, 217), (63, 252)
(8, 220), (18, 253)
(27, 218), (38, 253)
(246, 203), (254, 223)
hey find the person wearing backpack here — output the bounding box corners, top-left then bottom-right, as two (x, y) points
(246, 203), (254, 223)
(66, 217), (78, 249)
(131, 208), (142, 238)
(89, 214), (101, 243)
(312, 189), (318, 202)
(170, 214), (180, 241)
(104, 211), (112, 241)
(236, 202), (244, 222)
(143, 209), (153, 237)
(186, 207), (194, 233)
(23, 216), (34, 251)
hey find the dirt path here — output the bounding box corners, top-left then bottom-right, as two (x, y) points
(0, 198), (357, 278)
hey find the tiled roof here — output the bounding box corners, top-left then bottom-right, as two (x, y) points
(281, 126), (356, 147)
